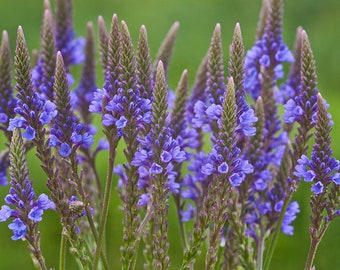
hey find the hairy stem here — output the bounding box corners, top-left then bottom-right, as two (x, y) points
(92, 140), (117, 270)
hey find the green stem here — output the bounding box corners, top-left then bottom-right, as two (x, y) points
(59, 234), (67, 270)
(32, 249), (48, 270)
(304, 223), (329, 270)
(257, 235), (265, 270)
(173, 195), (187, 250)
(263, 193), (291, 270)
(84, 150), (103, 205)
(92, 141), (117, 270)
(70, 153), (110, 270)
(304, 238), (319, 270)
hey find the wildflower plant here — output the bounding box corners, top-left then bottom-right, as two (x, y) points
(0, 0), (339, 269)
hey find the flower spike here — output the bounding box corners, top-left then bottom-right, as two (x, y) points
(0, 128), (54, 269)
(55, 0), (84, 67)
(50, 52), (93, 157)
(0, 30), (15, 140)
(154, 21), (179, 76)
(98, 16), (109, 75)
(32, 7), (56, 101)
(74, 22), (97, 124)
(137, 25), (153, 100)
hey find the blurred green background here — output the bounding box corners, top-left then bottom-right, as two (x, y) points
(1, 0), (340, 269)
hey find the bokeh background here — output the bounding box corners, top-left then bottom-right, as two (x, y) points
(1, 0), (340, 269)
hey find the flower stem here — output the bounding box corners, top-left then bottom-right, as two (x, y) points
(59, 234), (67, 270)
(92, 141), (117, 270)
(173, 195), (187, 250)
(257, 235), (265, 270)
(304, 223), (329, 270)
(69, 153), (110, 270)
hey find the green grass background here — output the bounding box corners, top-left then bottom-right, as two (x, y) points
(1, 0), (340, 269)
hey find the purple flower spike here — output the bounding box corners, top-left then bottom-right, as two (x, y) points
(0, 129), (55, 243)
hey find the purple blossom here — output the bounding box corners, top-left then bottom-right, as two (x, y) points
(274, 201), (284, 212)
(281, 201), (300, 235)
(8, 91), (57, 141)
(89, 88), (108, 114)
(22, 125), (35, 140)
(114, 164), (128, 187)
(161, 151), (172, 163)
(201, 163), (214, 176)
(138, 193), (150, 207)
(205, 104), (222, 120)
(59, 143), (72, 157)
(0, 205), (15, 221)
(229, 172), (244, 186)
(180, 203), (196, 222)
(28, 207), (44, 222)
(218, 162), (229, 174)
(258, 202), (272, 215)
(245, 20), (294, 101)
(116, 116), (128, 129)
(0, 155), (9, 186)
(150, 163), (163, 175)
(283, 99), (303, 123)
(237, 109), (258, 136)
(311, 181), (324, 195)
(254, 179), (267, 191)
(8, 218), (27, 240)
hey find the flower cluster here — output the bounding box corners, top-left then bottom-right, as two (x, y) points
(295, 94), (340, 194)
(8, 27), (57, 141)
(50, 52), (93, 157)
(244, 0), (294, 102)
(0, 129), (55, 241)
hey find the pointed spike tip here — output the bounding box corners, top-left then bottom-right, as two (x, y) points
(177, 69), (188, 89)
(1, 30), (9, 44)
(44, 0), (51, 10)
(17, 25), (23, 35)
(140, 25), (147, 33)
(227, 76), (234, 88)
(87, 21), (94, 31)
(43, 8), (53, 24)
(171, 21), (180, 31)
(215, 23), (221, 32)
(112, 13), (118, 22)
(16, 26), (26, 45)
(121, 20), (129, 32)
(98, 15), (105, 25)
(56, 51), (64, 63)
(301, 29), (308, 42)
(256, 95), (263, 104)
(234, 22), (242, 35)
(157, 60), (164, 71)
